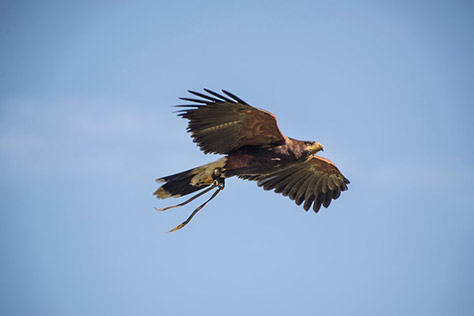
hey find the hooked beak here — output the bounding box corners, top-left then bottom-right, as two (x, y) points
(312, 142), (324, 153)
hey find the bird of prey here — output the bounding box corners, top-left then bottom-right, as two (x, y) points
(154, 89), (349, 232)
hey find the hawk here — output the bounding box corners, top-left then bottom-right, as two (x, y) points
(154, 89), (350, 232)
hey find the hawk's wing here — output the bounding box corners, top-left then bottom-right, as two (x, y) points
(241, 156), (350, 212)
(176, 89), (286, 154)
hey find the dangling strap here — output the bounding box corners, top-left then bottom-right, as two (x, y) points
(155, 185), (216, 211)
(167, 185), (223, 233)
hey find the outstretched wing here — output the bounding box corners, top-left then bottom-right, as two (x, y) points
(176, 89), (286, 154)
(243, 156), (350, 213)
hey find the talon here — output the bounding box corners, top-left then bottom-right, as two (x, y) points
(212, 168), (225, 187)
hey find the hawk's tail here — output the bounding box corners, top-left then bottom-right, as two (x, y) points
(153, 158), (227, 199)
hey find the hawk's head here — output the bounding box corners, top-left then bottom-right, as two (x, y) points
(304, 141), (324, 155)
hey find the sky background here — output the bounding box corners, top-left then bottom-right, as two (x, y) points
(1, 1), (473, 315)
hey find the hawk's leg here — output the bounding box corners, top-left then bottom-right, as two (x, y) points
(212, 168), (225, 189)
(166, 168), (226, 233)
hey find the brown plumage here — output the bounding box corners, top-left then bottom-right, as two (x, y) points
(154, 89), (349, 232)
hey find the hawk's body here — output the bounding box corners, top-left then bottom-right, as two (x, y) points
(154, 89), (349, 231)
(225, 137), (312, 176)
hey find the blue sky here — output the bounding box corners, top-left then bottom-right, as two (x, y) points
(1, 1), (473, 315)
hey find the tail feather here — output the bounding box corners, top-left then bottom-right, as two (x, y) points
(154, 158), (227, 199)
(154, 168), (206, 198)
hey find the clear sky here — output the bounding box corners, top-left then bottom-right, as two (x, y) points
(1, 1), (473, 315)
